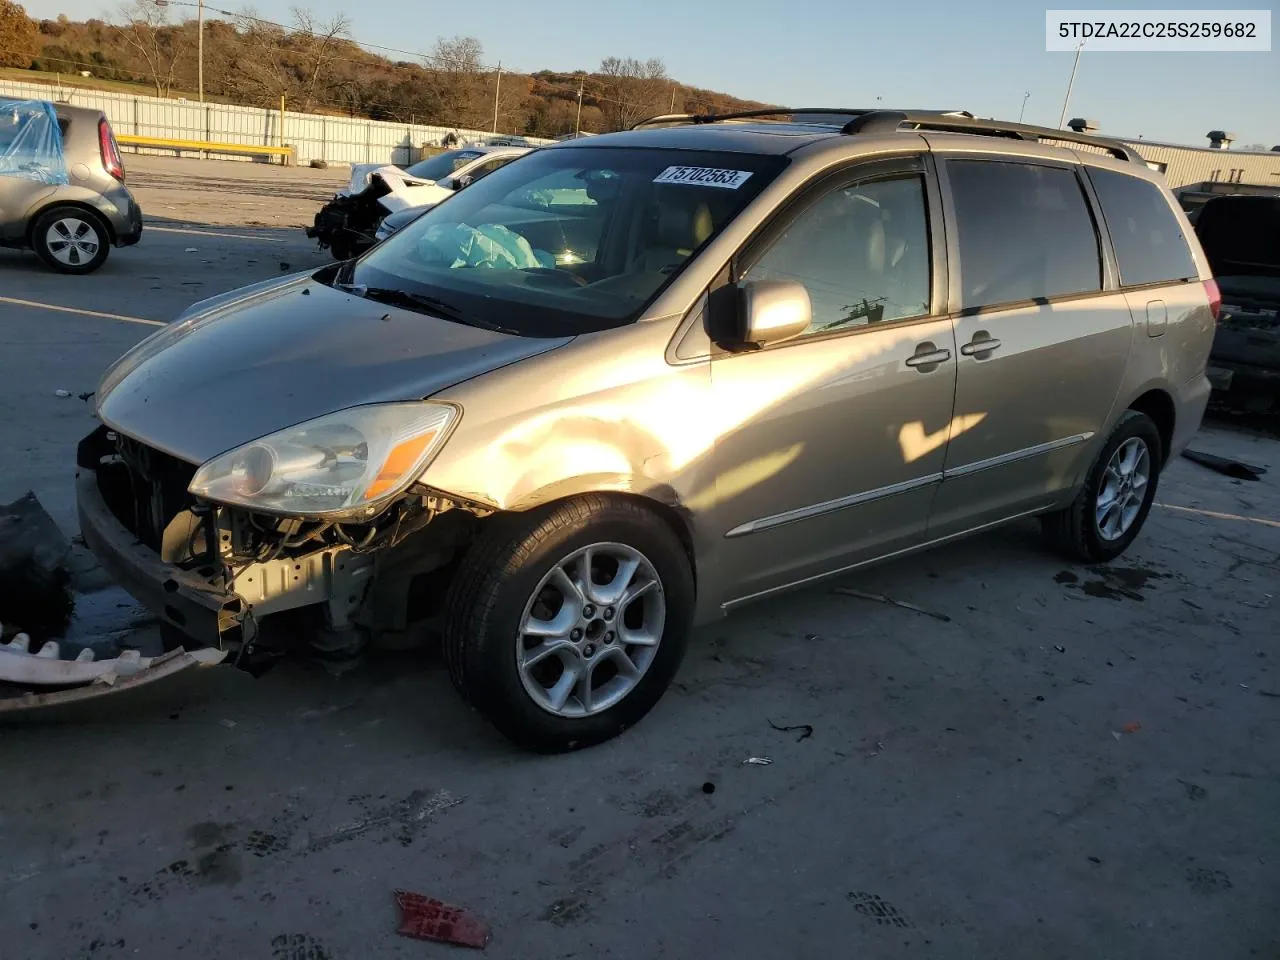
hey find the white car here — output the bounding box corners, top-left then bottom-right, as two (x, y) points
(343, 145), (530, 214)
(307, 145), (530, 259)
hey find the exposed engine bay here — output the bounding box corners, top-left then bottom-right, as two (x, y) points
(75, 424), (494, 673)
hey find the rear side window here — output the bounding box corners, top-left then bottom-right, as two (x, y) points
(1088, 167), (1198, 286)
(947, 160), (1101, 311)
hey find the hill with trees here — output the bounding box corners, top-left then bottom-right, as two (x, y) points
(0, 1), (771, 136)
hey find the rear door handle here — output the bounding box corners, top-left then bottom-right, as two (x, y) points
(960, 336), (1002, 357)
(905, 347), (952, 369)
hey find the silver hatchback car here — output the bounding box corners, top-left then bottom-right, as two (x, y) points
(0, 100), (141, 273)
(76, 109), (1217, 751)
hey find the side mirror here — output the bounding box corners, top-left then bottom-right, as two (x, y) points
(738, 279), (811, 346)
(452, 174), (474, 191)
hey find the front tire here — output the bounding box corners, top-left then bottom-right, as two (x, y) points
(1041, 410), (1163, 563)
(32, 206), (111, 274)
(443, 495), (694, 753)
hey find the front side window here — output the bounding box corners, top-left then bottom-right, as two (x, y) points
(742, 175), (932, 336)
(1087, 167), (1198, 286)
(350, 147), (787, 336)
(947, 160), (1101, 311)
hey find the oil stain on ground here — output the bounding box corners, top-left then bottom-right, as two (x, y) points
(1055, 566), (1166, 602)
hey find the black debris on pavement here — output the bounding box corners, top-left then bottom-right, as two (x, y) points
(768, 718), (814, 742)
(0, 492), (74, 639)
(1182, 448), (1267, 481)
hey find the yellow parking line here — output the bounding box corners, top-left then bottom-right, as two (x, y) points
(147, 225), (288, 243)
(0, 296), (164, 327)
(1156, 502), (1280, 529)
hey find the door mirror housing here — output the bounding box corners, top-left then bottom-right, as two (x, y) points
(738, 279), (811, 346)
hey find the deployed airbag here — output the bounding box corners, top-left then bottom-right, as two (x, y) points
(0, 99), (68, 185)
(418, 222), (554, 270)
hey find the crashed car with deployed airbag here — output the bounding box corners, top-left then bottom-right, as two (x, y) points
(74, 110), (1216, 753)
(305, 144), (528, 259)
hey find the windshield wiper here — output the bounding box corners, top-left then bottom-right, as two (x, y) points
(358, 286), (509, 332)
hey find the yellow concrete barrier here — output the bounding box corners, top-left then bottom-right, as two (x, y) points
(116, 135), (295, 165)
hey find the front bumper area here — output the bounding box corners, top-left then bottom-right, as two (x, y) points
(76, 469), (245, 647)
(75, 425), (378, 652)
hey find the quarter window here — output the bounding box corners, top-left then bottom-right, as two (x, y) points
(743, 175), (932, 336)
(1087, 167), (1198, 286)
(947, 160), (1101, 311)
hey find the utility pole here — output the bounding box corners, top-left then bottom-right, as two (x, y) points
(669, 83), (678, 112)
(1058, 42), (1083, 129)
(492, 61), (502, 134)
(575, 76), (584, 136)
(1018, 90), (1030, 123)
(197, 0), (204, 103)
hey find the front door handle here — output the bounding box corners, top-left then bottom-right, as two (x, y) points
(960, 333), (1002, 357)
(905, 344), (952, 369)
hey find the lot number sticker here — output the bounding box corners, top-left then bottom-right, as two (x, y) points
(653, 166), (753, 189)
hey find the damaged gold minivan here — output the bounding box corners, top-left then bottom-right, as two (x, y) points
(76, 109), (1218, 751)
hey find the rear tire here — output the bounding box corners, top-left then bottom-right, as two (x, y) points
(443, 495), (694, 753)
(1041, 410), (1163, 563)
(32, 206), (111, 275)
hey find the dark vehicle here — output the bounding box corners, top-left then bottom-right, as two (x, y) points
(1196, 195), (1280, 408)
(0, 100), (141, 274)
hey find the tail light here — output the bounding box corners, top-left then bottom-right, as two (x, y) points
(98, 117), (125, 181)
(1203, 278), (1222, 321)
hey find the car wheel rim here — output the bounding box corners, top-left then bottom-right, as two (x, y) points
(46, 217), (101, 266)
(516, 542), (665, 718)
(1095, 437), (1150, 541)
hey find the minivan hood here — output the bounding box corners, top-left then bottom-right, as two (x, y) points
(96, 273), (571, 464)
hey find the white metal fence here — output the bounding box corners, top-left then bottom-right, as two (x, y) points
(0, 77), (550, 166)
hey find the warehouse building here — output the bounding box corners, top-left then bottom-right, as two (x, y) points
(1065, 119), (1280, 196)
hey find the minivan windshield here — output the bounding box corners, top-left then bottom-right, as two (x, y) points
(403, 148), (488, 181)
(345, 146), (787, 336)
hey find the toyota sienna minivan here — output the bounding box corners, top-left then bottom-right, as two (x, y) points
(73, 108), (1218, 751)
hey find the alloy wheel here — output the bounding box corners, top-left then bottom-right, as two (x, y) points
(516, 542), (665, 718)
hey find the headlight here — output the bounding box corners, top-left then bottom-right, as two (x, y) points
(188, 403), (458, 518)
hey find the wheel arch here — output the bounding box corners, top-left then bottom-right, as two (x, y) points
(27, 200), (116, 247)
(1125, 387), (1176, 464)
(502, 483), (698, 587)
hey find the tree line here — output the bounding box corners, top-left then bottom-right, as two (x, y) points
(0, 1), (768, 137)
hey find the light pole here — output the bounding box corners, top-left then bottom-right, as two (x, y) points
(196, 0), (203, 104)
(574, 76), (584, 136)
(492, 61), (502, 133)
(1057, 42), (1083, 129)
(1018, 91), (1030, 123)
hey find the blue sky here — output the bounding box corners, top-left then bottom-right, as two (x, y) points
(46, 0), (1280, 146)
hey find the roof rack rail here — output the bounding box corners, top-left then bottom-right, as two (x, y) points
(631, 107), (970, 129)
(841, 110), (1142, 163)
